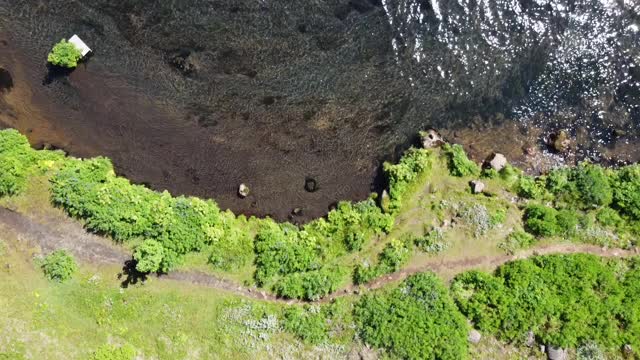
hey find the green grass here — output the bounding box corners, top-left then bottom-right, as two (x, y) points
(0, 237), (357, 359)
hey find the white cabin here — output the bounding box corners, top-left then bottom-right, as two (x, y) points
(68, 34), (91, 57)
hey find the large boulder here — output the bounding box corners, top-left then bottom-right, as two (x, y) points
(487, 153), (507, 171)
(469, 180), (485, 194)
(547, 346), (568, 360)
(420, 129), (445, 149)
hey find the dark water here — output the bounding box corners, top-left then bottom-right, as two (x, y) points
(0, 0), (638, 220)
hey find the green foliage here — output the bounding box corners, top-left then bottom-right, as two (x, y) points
(41, 250), (77, 282)
(0, 129), (57, 196)
(384, 148), (433, 211)
(208, 223), (254, 271)
(414, 228), (447, 253)
(524, 204), (559, 237)
(282, 306), (329, 345)
(498, 230), (536, 254)
(451, 254), (640, 351)
(490, 208), (507, 227)
(517, 176), (546, 199)
(442, 143), (480, 177)
(573, 163), (613, 207)
(354, 238), (413, 285)
(556, 209), (580, 235)
(91, 344), (136, 360)
(254, 222), (321, 286)
(133, 240), (164, 273)
(499, 164), (522, 186)
(355, 273), (469, 360)
(47, 39), (82, 68)
(596, 208), (623, 228)
(273, 267), (344, 301)
(612, 164), (640, 219)
(481, 168), (499, 179)
(49, 157), (249, 272)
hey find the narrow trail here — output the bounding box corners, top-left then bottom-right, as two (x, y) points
(1, 206), (637, 304)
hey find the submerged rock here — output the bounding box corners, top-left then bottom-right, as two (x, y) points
(238, 183), (250, 198)
(551, 130), (571, 153)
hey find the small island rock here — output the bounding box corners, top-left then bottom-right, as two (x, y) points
(238, 183), (250, 198)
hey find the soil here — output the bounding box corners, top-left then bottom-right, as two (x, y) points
(2, 205), (636, 304)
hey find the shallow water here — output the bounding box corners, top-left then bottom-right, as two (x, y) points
(0, 0), (638, 220)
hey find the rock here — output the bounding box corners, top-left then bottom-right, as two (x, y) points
(487, 153), (507, 171)
(291, 207), (302, 216)
(238, 183), (250, 198)
(623, 344), (633, 356)
(380, 190), (391, 213)
(546, 345), (568, 360)
(304, 177), (318, 193)
(469, 180), (485, 194)
(551, 130), (571, 153)
(468, 329), (482, 344)
(525, 331), (536, 347)
(420, 129), (445, 148)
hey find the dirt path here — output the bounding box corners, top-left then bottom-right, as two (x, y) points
(1, 205), (637, 304)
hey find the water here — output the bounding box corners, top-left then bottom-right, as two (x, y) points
(0, 0), (638, 220)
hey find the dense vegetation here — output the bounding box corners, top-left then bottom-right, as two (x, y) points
(47, 39), (83, 68)
(40, 250), (77, 282)
(355, 273), (469, 359)
(451, 254), (640, 352)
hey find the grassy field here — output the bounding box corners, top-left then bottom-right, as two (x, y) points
(0, 235), (362, 360)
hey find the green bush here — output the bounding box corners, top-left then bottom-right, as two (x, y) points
(414, 228), (447, 253)
(556, 209), (580, 235)
(47, 39), (82, 68)
(0, 129), (46, 196)
(282, 306), (329, 345)
(498, 230), (536, 254)
(133, 240), (164, 273)
(524, 204), (559, 237)
(208, 224), (254, 271)
(355, 273), (469, 360)
(612, 165), (640, 219)
(273, 267), (344, 301)
(384, 148), (433, 211)
(517, 176), (546, 199)
(91, 344), (136, 360)
(573, 163), (613, 207)
(41, 250), (77, 282)
(442, 143), (480, 177)
(596, 208), (623, 228)
(451, 254), (638, 350)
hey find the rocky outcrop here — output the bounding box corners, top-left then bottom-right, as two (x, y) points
(467, 329), (482, 344)
(546, 346), (567, 360)
(487, 153), (507, 171)
(469, 180), (485, 194)
(420, 129), (445, 149)
(551, 130), (571, 153)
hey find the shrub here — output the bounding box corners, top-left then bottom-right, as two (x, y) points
(576, 342), (605, 360)
(47, 39), (82, 68)
(133, 239), (164, 273)
(498, 230), (536, 254)
(517, 176), (546, 199)
(415, 228), (447, 253)
(41, 250), (77, 282)
(377, 238), (412, 273)
(208, 224), (254, 271)
(596, 208), (623, 228)
(442, 143), (480, 177)
(355, 273), (469, 360)
(452, 254), (633, 350)
(490, 208), (507, 227)
(524, 204), (559, 236)
(612, 164), (640, 219)
(254, 222), (320, 286)
(384, 148), (433, 211)
(556, 209), (580, 236)
(573, 163), (613, 207)
(282, 306), (329, 345)
(273, 267), (343, 301)
(91, 344), (136, 360)
(0, 129), (41, 196)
